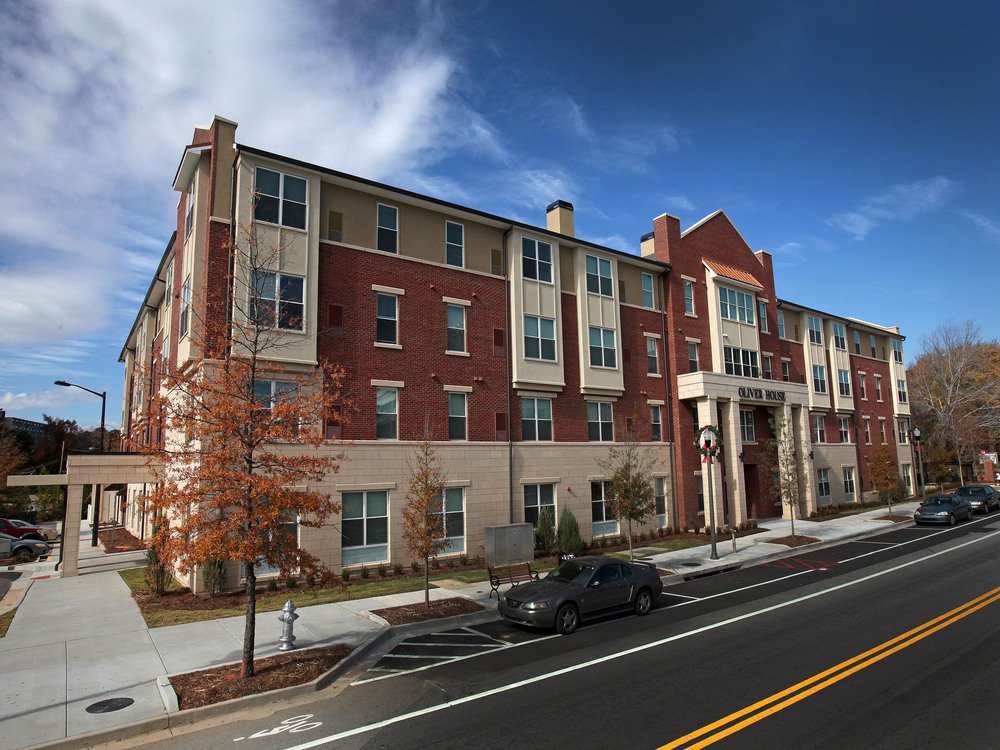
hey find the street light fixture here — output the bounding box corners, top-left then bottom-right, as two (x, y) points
(912, 425), (925, 502)
(54, 380), (106, 548)
(700, 425), (720, 560)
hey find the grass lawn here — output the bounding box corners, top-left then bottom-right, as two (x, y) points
(0, 608), (16, 638)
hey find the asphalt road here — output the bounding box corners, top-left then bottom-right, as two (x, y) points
(123, 515), (1000, 750)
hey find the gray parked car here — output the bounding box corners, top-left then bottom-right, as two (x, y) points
(0, 532), (51, 560)
(498, 555), (663, 634)
(955, 485), (1000, 514)
(913, 494), (974, 525)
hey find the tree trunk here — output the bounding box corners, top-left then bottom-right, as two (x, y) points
(242, 562), (256, 678)
(627, 520), (634, 560)
(424, 554), (430, 607)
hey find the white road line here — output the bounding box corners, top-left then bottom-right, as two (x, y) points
(286, 530), (1000, 749)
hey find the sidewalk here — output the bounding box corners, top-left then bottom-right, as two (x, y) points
(0, 505), (919, 750)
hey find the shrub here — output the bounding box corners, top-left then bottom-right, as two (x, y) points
(202, 559), (227, 598)
(411, 561), (419, 572)
(393, 562), (403, 576)
(145, 520), (170, 595)
(431, 557), (440, 570)
(342, 568), (350, 581)
(267, 578), (278, 592)
(459, 554), (468, 566)
(377, 563), (387, 577)
(285, 576), (298, 589)
(360, 565), (370, 579)
(556, 506), (584, 556)
(535, 509), (556, 555)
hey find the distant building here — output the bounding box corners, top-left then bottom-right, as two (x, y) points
(118, 116), (912, 588)
(2, 410), (46, 455)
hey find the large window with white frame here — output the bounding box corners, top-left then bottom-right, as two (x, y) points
(376, 293), (398, 344)
(646, 337), (659, 375)
(524, 315), (556, 361)
(434, 487), (465, 554)
(376, 387), (397, 440)
(254, 167), (307, 230)
(377, 204), (398, 253)
(684, 280), (695, 315)
(448, 392), (467, 441)
(858, 372), (867, 399)
(808, 316), (823, 345)
(863, 417), (871, 444)
(813, 365), (827, 393)
(719, 287), (755, 324)
(897, 379), (908, 403)
(522, 237), (552, 282)
(445, 221), (464, 267)
(586, 255), (613, 297)
(839, 416), (851, 443)
(341, 490), (388, 566)
(521, 397), (553, 441)
(591, 481), (618, 536)
(446, 305), (465, 353)
(874, 374), (882, 401)
(901, 464), (912, 492)
(588, 401), (613, 442)
(898, 418), (909, 444)
(655, 477), (667, 527)
(589, 327), (616, 368)
(524, 484), (555, 527)
(817, 468), (831, 506)
(650, 405), (662, 441)
(838, 369), (851, 396)
(879, 419), (887, 444)
(250, 271), (304, 331)
(179, 275), (191, 338)
(893, 339), (904, 363)
(185, 180), (195, 238)
(758, 300), (768, 332)
(740, 410), (756, 443)
(724, 346), (760, 378)
(844, 467), (856, 501)
(813, 414), (826, 443)
(641, 273), (655, 308)
(854, 330), (862, 354)
(777, 309), (786, 338)
(833, 323), (846, 350)
(688, 342), (699, 373)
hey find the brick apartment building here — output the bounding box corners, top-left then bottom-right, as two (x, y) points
(118, 116), (913, 587)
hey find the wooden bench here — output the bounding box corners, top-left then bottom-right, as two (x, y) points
(488, 563), (539, 599)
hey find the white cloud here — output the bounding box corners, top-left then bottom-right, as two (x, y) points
(662, 195), (697, 213)
(959, 210), (1000, 243)
(827, 176), (957, 240)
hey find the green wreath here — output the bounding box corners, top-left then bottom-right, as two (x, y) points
(695, 424), (723, 458)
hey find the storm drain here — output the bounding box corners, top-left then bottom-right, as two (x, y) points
(85, 697), (134, 714)
(680, 562), (701, 567)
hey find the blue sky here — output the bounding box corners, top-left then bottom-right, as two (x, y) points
(1, 0), (998, 432)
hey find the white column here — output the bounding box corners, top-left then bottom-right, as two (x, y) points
(721, 399), (746, 526)
(795, 405), (817, 516)
(61, 484), (84, 578)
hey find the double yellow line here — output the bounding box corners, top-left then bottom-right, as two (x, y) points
(659, 585), (1000, 749)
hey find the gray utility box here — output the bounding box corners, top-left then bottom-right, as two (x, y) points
(0, 536), (9, 559)
(484, 524), (534, 567)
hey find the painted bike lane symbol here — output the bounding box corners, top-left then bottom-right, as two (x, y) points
(234, 714), (323, 741)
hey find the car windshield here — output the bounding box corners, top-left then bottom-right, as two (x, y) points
(957, 488), (983, 496)
(547, 561), (596, 585)
(925, 497), (952, 506)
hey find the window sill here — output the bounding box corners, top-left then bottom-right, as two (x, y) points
(254, 219), (307, 234)
(375, 342), (402, 350)
(647, 373), (662, 379)
(685, 312), (698, 319)
(446, 350), (470, 357)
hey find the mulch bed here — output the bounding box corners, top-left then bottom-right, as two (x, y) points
(769, 534), (822, 547)
(371, 596), (485, 625)
(170, 644), (351, 710)
(98, 527), (148, 553)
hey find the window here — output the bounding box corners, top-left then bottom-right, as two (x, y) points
(870, 334), (877, 358)
(646, 337), (659, 375)
(341, 490), (388, 566)
(719, 287), (755, 324)
(844, 467), (856, 502)
(874, 375), (882, 401)
(589, 327), (617, 368)
(448, 392), (467, 441)
(446, 305), (465, 352)
(445, 221), (464, 267)
(591, 481), (618, 536)
(858, 373), (867, 399)
(879, 420), (887, 444)
(253, 379), (295, 411)
(838, 369), (851, 397)
(724, 346), (760, 378)
(376, 387), (397, 439)
(254, 167), (307, 230)
(863, 417), (871, 444)
(522, 237), (552, 282)
(897, 379), (908, 403)
(839, 416), (851, 443)
(817, 469), (831, 506)
(684, 280), (695, 315)
(808, 316), (823, 345)
(782, 361), (790, 382)
(812, 365), (827, 394)
(179, 275), (191, 338)
(696, 473), (705, 513)
(524, 315), (556, 360)
(763, 355), (772, 380)
(813, 414), (826, 443)
(185, 181), (195, 238)
(902, 464), (912, 492)
(586, 255), (613, 296)
(854, 331), (862, 354)
(434, 487), (465, 554)
(688, 342), (699, 373)
(655, 477), (666, 525)
(164, 263), (173, 305)
(588, 402), (613, 442)
(250, 271), (305, 331)
(777, 310), (786, 338)
(898, 419), (909, 444)
(524, 484), (555, 527)
(377, 204), (398, 253)
(642, 273), (654, 308)
(650, 405), (662, 442)
(376, 293), (398, 344)
(893, 340), (904, 364)
(521, 398), (552, 441)
(740, 410), (756, 443)
(833, 323), (846, 350)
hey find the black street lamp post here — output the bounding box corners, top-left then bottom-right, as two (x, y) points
(54, 380), (106, 548)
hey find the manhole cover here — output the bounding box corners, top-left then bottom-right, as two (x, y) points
(85, 697), (134, 714)
(680, 562), (701, 568)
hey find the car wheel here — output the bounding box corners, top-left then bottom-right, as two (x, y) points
(555, 604), (579, 635)
(949, 514), (957, 526)
(634, 588), (653, 616)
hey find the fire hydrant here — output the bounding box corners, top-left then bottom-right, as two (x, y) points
(278, 600), (299, 651)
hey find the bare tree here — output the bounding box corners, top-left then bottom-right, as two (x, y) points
(402, 438), (449, 606)
(598, 418), (656, 560)
(769, 411), (800, 537)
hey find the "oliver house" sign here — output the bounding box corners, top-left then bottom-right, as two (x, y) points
(738, 386), (786, 402)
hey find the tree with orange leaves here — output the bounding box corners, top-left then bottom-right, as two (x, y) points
(402, 438), (449, 607)
(142, 211), (348, 679)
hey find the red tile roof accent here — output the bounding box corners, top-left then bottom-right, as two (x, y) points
(704, 260), (762, 289)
